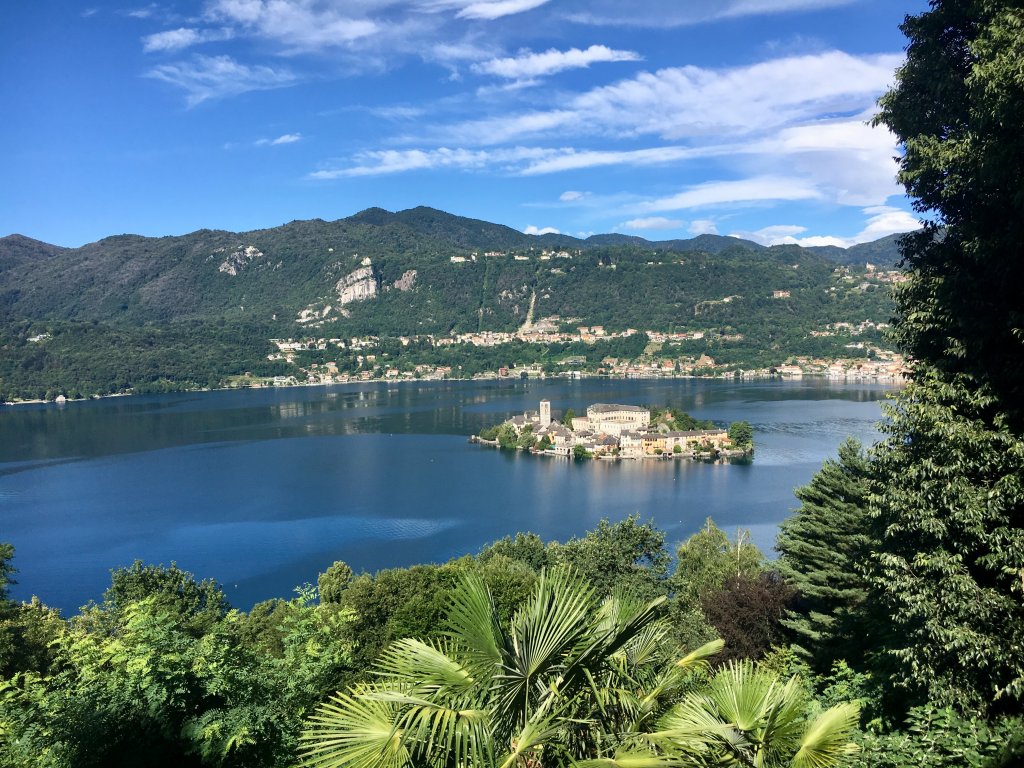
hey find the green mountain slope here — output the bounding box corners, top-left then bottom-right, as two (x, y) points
(0, 207), (903, 330)
(0, 207), (906, 400)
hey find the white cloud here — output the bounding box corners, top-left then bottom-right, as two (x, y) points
(145, 55), (298, 106)
(688, 219), (719, 236)
(142, 27), (234, 53)
(731, 224), (809, 246)
(369, 105), (428, 120)
(731, 206), (920, 248)
(312, 144), (719, 178)
(519, 145), (709, 174)
(421, 0), (553, 20)
(309, 146), (555, 178)
(255, 133), (303, 146)
(851, 206), (920, 242)
(206, 0), (379, 53)
(572, 52), (900, 141)
(619, 217), (682, 230)
(439, 51), (899, 148)
(126, 4), (160, 19)
(473, 45), (641, 79)
(640, 176), (822, 212)
(524, 225), (560, 235)
(560, 190), (584, 201)
(564, 0), (857, 28)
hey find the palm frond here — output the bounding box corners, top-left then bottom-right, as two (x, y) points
(444, 573), (506, 672)
(300, 687), (410, 768)
(494, 568), (597, 723)
(674, 639), (724, 674)
(375, 637), (476, 697)
(791, 702), (861, 768)
(496, 710), (566, 768)
(705, 660), (772, 732)
(394, 695), (494, 768)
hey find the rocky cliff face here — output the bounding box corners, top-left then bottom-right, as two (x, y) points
(336, 265), (378, 305)
(393, 269), (417, 292)
(217, 245), (264, 276)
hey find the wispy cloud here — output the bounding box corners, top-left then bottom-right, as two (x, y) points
(638, 176), (822, 212)
(519, 145), (711, 175)
(421, 0), (553, 20)
(125, 4), (161, 20)
(205, 0), (380, 54)
(142, 27), (234, 53)
(255, 133), (303, 146)
(309, 146), (556, 178)
(560, 190), (584, 201)
(619, 217), (682, 230)
(473, 45), (641, 79)
(564, 0), (857, 28)
(145, 55), (298, 107)
(434, 51), (899, 148)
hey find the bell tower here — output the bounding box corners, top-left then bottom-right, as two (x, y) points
(539, 399), (551, 428)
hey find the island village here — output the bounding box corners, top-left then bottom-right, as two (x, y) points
(474, 400), (750, 460)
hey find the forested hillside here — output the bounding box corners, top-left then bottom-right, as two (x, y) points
(0, 207), (898, 330)
(0, 208), (901, 401)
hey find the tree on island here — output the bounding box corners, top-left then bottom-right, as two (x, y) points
(727, 420), (754, 449)
(572, 444), (593, 460)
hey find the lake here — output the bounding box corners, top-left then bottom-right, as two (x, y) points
(0, 378), (895, 614)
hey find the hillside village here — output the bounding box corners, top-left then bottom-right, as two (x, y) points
(475, 400), (750, 460)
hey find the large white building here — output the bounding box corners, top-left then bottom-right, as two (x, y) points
(571, 403), (651, 436)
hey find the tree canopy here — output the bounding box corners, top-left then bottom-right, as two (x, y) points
(866, 0), (1024, 716)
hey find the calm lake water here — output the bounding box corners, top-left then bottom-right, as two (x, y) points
(0, 379), (895, 613)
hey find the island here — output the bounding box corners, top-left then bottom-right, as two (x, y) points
(474, 400), (753, 460)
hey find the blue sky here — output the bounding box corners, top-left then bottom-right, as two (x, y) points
(2, 0), (929, 248)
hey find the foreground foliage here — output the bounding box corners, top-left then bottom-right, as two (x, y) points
(300, 567), (859, 768)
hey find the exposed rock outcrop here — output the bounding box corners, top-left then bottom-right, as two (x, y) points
(218, 245), (264, 276)
(393, 270), (417, 292)
(336, 264), (378, 305)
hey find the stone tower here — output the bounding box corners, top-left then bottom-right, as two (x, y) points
(539, 399), (551, 428)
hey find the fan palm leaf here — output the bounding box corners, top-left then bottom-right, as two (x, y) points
(300, 685), (410, 768)
(791, 703), (860, 768)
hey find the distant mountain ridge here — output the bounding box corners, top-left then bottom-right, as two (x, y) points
(2, 205), (903, 266)
(0, 206), (905, 333)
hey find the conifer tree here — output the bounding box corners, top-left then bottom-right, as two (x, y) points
(776, 438), (872, 673)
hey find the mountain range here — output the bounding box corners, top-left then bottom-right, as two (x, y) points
(0, 206), (904, 331)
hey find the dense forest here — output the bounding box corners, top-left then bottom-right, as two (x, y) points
(3, 1), (1024, 766)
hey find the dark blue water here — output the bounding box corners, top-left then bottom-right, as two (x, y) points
(0, 379), (894, 614)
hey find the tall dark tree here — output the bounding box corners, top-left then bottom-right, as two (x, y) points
(868, 0), (1024, 715)
(874, 0), (1024, 423)
(776, 438), (872, 672)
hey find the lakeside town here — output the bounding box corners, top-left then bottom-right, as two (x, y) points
(472, 400), (753, 461)
(256, 323), (908, 389)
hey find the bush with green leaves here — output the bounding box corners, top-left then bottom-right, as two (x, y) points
(300, 568), (861, 768)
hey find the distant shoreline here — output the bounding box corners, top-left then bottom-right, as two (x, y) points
(0, 370), (905, 408)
